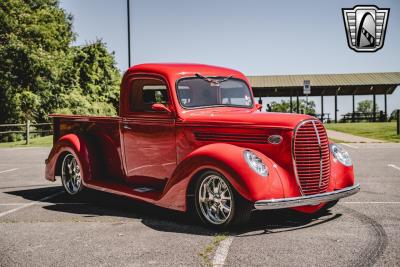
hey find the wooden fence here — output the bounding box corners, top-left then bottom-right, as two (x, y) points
(0, 120), (52, 145)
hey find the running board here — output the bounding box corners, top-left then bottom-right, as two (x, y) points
(84, 180), (162, 203)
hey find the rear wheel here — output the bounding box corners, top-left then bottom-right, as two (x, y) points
(61, 153), (83, 195)
(194, 170), (251, 228)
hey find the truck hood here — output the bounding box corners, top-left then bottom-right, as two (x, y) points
(178, 107), (313, 129)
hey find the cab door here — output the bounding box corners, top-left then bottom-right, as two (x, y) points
(121, 75), (176, 187)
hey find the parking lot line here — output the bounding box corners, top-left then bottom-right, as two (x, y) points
(212, 236), (234, 267)
(0, 203), (31, 206)
(343, 201), (400, 204)
(0, 190), (64, 218)
(0, 202), (88, 206)
(0, 168), (18, 174)
(388, 164), (400, 171)
(0, 147), (41, 150)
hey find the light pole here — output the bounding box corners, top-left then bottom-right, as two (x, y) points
(127, 0), (131, 67)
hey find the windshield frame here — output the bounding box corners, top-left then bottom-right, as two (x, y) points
(175, 76), (254, 110)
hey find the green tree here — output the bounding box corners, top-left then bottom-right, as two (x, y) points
(0, 0), (121, 124)
(357, 100), (379, 113)
(0, 0), (75, 123)
(71, 41), (120, 112)
(55, 41), (121, 116)
(389, 109), (399, 120)
(270, 99), (316, 115)
(17, 91), (40, 121)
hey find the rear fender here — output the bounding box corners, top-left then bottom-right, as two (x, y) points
(45, 134), (95, 184)
(157, 143), (284, 211)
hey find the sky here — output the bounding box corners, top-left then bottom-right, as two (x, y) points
(60, 0), (400, 117)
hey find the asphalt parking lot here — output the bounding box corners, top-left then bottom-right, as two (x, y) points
(1, 144), (400, 267)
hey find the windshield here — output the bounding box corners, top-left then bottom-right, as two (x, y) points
(177, 77), (253, 108)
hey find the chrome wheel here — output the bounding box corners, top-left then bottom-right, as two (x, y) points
(61, 153), (82, 195)
(198, 174), (233, 225)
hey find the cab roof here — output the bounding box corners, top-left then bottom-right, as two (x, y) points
(126, 63), (247, 81)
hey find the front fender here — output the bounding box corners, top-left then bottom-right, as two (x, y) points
(45, 134), (95, 184)
(157, 143), (284, 211)
(328, 141), (355, 189)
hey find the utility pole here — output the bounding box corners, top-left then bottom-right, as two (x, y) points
(127, 0), (131, 67)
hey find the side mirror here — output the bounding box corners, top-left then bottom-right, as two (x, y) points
(151, 103), (171, 113)
(255, 103), (263, 111)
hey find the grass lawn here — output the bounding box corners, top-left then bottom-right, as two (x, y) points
(325, 122), (400, 143)
(0, 135), (53, 148)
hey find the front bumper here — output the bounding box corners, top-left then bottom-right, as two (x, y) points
(254, 184), (360, 210)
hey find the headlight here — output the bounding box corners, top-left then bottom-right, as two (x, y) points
(330, 144), (352, 166)
(243, 150), (269, 177)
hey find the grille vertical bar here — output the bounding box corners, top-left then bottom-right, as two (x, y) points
(293, 120), (330, 196)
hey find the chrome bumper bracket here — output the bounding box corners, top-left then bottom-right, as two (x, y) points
(254, 184), (360, 210)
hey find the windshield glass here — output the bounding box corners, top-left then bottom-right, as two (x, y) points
(177, 77), (253, 108)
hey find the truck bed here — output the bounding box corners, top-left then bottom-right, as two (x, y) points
(50, 114), (124, 182)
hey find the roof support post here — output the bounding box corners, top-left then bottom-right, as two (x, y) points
(320, 95), (324, 122)
(290, 91), (293, 113)
(334, 89), (338, 123)
(296, 90), (299, 114)
(352, 93), (355, 122)
(373, 88), (376, 122)
(384, 92), (387, 121)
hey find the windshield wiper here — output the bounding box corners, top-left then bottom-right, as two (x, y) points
(195, 73), (233, 86)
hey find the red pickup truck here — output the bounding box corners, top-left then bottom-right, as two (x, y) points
(45, 63), (359, 227)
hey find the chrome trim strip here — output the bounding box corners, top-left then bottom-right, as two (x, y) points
(254, 184), (360, 210)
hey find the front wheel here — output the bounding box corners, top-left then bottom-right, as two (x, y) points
(194, 171), (251, 228)
(61, 152), (84, 195)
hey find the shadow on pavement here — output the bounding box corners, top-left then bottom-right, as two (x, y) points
(5, 186), (342, 236)
(235, 210), (342, 236)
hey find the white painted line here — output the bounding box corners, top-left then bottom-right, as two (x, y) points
(213, 236), (234, 267)
(0, 202), (88, 206)
(0, 147), (41, 150)
(343, 201), (400, 204)
(0, 168), (18, 174)
(0, 190), (64, 218)
(388, 164), (400, 171)
(0, 203), (32, 206)
(341, 143), (358, 149)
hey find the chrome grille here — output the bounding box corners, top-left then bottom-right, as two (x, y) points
(293, 120), (330, 195)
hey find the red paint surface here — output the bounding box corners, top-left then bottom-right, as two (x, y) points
(45, 63), (356, 213)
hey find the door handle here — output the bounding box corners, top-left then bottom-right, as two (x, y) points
(122, 124), (132, 130)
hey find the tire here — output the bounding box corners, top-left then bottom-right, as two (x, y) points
(194, 170), (252, 228)
(60, 152), (84, 195)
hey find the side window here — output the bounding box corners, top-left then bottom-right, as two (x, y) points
(130, 78), (169, 112)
